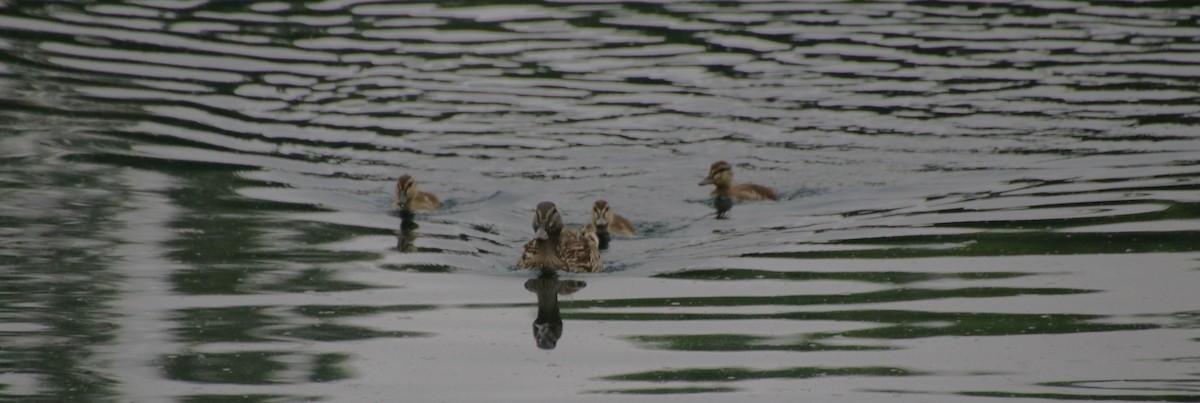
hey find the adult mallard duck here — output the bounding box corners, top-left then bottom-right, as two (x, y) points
(699, 161), (778, 218)
(517, 202), (602, 273)
(583, 200), (635, 250)
(392, 174), (440, 211)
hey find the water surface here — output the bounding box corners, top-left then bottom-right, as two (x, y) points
(1, 1), (1199, 401)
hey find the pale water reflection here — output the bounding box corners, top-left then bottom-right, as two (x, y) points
(1, 0), (1199, 402)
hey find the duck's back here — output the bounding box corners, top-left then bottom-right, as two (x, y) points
(518, 230), (601, 273)
(608, 213), (637, 235)
(732, 183), (779, 201)
(414, 191), (441, 209)
(558, 229), (602, 273)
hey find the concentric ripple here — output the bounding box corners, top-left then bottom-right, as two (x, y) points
(1, 1), (1198, 401)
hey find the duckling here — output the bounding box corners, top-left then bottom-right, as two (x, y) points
(583, 200), (635, 250)
(517, 202), (603, 273)
(698, 161), (778, 218)
(590, 200), (636, 236)
(392, 174), (440, 211)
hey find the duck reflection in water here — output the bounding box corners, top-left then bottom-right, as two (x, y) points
(395, 209), (419, 253)
(524, 275), (587, 350)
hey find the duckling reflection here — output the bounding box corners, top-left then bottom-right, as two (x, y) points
(698, 161), (779, 219)
(395, 212), (419, 253)
(524, 275), (587, 350)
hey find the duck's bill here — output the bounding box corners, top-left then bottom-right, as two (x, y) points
(698, 178), (714, 185)
(535, 227), (548, 240)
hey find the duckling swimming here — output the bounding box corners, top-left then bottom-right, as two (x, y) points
(699, 161), (778, 218)
(585, 200), (635, 249)
(517, 202), (603, 273)
(392, 174), (440, 211)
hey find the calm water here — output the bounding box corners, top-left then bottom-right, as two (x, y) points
(1, 1), (1199, 401)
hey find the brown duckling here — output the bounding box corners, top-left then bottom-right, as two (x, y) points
(392, 174), (440, 211)
(517, 202), (602, 273)
(590, 200), (636, 236)
(583, 200), (635, 250)
(699, 161), (778, 218)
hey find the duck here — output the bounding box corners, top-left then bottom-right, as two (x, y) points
(392, 174), (440, 211)
(590, 200), (636, 236)
(698, 161), (778, 218)
(582, 200), (635, 250)
(517, 202), (603, 273)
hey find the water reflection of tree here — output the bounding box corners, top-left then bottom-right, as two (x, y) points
(525, 276), (586, 350)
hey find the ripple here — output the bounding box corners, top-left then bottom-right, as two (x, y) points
(0, 15), (337, 62)
(3, 0), (1199, 401)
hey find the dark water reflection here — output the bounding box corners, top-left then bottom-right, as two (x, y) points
(526, 276), (587, 350)
(395, 211), (419, 253)
(1, 0), (1199, 401)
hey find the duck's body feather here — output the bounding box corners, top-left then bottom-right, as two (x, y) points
(391, 192), (440, 210)
(517, 229), (602, 273)
(711, 183), (779, 201)
(606, 213), (637, 235)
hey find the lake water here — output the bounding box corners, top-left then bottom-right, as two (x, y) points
(1, 1), (1198, 401)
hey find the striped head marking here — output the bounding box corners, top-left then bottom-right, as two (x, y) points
(699, 161), (733, 186)
(395, 175), (418, 207)
(591, 200), (613, 227)
(533, 201), (563, 240)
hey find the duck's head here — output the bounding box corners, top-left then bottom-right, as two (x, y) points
(532, 201), (564, 240)
(699, 160), (733, 187)
(590, 200), (614, 227)
(395, 174), (419, 209)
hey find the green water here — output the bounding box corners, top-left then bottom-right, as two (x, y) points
(1, 1), (1199, 401)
